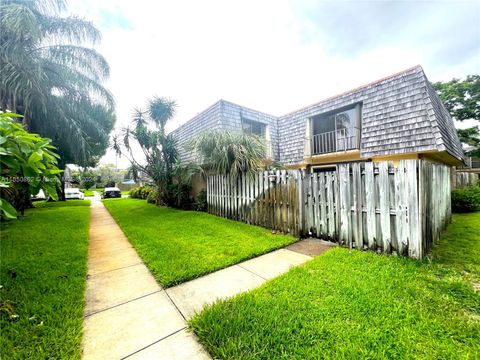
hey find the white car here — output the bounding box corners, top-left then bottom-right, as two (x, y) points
(31, 189), (46, 201)
(65, 188), (84, 200)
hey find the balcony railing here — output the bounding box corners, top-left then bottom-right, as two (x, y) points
(311, 127), (360, 155)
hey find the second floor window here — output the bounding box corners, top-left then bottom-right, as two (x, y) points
(242, 119), (266, 137)
(311, 104), (361, 154)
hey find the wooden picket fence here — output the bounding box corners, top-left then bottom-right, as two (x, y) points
(453, 170), (479, 188)
(207, 160), (452, 259)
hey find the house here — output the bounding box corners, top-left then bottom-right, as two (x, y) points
(172, 65), (464, 173)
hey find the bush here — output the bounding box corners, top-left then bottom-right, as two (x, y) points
(451, 186), (480, 212)
(129, 185), (155, 200)
(80, 170), (96, 190)
(146, 190), (158, 204)
(195, 190), (207, 212)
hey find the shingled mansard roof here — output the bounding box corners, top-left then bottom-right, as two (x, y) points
(172, 65), (465, 165)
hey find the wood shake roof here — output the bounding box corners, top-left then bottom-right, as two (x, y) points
(172, 65), (464, 165)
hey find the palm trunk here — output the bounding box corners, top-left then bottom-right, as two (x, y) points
(155, 180), (163, 206)
(57, 162), (66, 201)
(22, 112), (31, 130)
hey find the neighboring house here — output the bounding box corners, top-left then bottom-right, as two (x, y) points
(172, 65), (464, 172)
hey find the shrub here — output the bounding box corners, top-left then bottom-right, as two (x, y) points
(451, 186), (480, 212)
(80, 170), (96, 190)
(195, 190), (207, 211)
(146, 190), (158, 204)
(129, 185), (155, 200)
(129, 187), (140, 198)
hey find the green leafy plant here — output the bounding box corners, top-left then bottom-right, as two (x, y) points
(113, 96), (180, 206)
(190, 129), (267, 180)
(79, 170), (96, 190)
(129, 185), (155, 200)
(146, 189), (158, 204)
(0, 112), (62, 218)
(194, 190), (208, 212)
(451, 186), (480, 212)
(433, 75), (480, 157)
(0, 0), (115, 170)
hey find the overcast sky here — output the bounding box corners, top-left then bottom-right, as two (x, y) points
(69, 0), (480, 168)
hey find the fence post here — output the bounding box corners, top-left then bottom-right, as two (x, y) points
(406, 160), (421, 259)
(338, 163), (350, 246)
(378, 161), (391, 252)
(297, 170), (305, 236)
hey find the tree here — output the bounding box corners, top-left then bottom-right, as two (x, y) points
(433, 75), (480, 157)
(190, 129), (267, 179)
(0, 0), (115, 172)
(94, 164), (124, 188)
(113, 96), (179, 205)
(79, 170), (96, 190)
(0, 112), (62, 219)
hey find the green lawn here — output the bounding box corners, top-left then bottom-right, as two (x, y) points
(0, 201), (90, 360)
(189, 212), (480, 359)
(103, 198), (297, 287)
(81, 188), (95, 196)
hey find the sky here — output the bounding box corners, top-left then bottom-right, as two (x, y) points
(68, 0), (480, 168)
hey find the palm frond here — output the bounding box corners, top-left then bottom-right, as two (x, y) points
(190, 129), (266, 179)
(147, 96), (176, 132)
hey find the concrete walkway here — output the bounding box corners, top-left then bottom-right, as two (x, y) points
(82, 199), (333, 359)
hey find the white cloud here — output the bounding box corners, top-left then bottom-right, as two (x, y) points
(68, 0), (480, 168)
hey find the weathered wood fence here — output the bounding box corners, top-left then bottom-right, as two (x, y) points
(207, 160), (451, 259)
(452, 170), (480, 188)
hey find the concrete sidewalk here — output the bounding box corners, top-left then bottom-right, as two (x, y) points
(82, 199), (333, 359)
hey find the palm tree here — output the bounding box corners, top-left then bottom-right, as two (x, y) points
(190, 129), (266, 179)
(0, 0), (115, 169)
(113, 96), (179, 206)
(148, 96), (176, 135)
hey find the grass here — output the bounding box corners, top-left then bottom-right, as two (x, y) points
(81, 188), (95, 196)
(103, 198), (297, 287)
(0, 201), (90, 360)
(189, 212), (480, 359)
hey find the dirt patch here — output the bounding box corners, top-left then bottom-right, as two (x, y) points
(286, 238), (335, 257)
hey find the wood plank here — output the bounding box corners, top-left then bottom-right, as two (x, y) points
(242, 173), (247, 222)
(312, 173), (319, 237)
(275, 170), (281, 231)
(304, 173), (311, 234)
(318, 173), (326, 237)
(395, 160), (407, 255)
(351, 163), (359, 248)
(281, 171), (287, 233)
(338, 164), (350, 246)
(378, 161), (391, 252)
(264, 171), (270, 229)
(406, 160), (421, 258)
(326, 171), (335, 238)
(353, 162), (363, 249)
(297, 170), (304, 236)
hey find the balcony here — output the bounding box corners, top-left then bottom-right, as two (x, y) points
(311, 127), (361, 155)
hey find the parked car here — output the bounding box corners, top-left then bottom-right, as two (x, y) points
(65, 188), (84, 200)
(31, 189), (46, 201)
(102, 187), (121, 199)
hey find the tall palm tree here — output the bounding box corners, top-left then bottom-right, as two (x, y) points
(0, 0), (115, 168)
(148, 96), (176, 135)
(113, 96), (179, 206)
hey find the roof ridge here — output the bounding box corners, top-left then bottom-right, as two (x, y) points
(280, 64), (423, 118)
